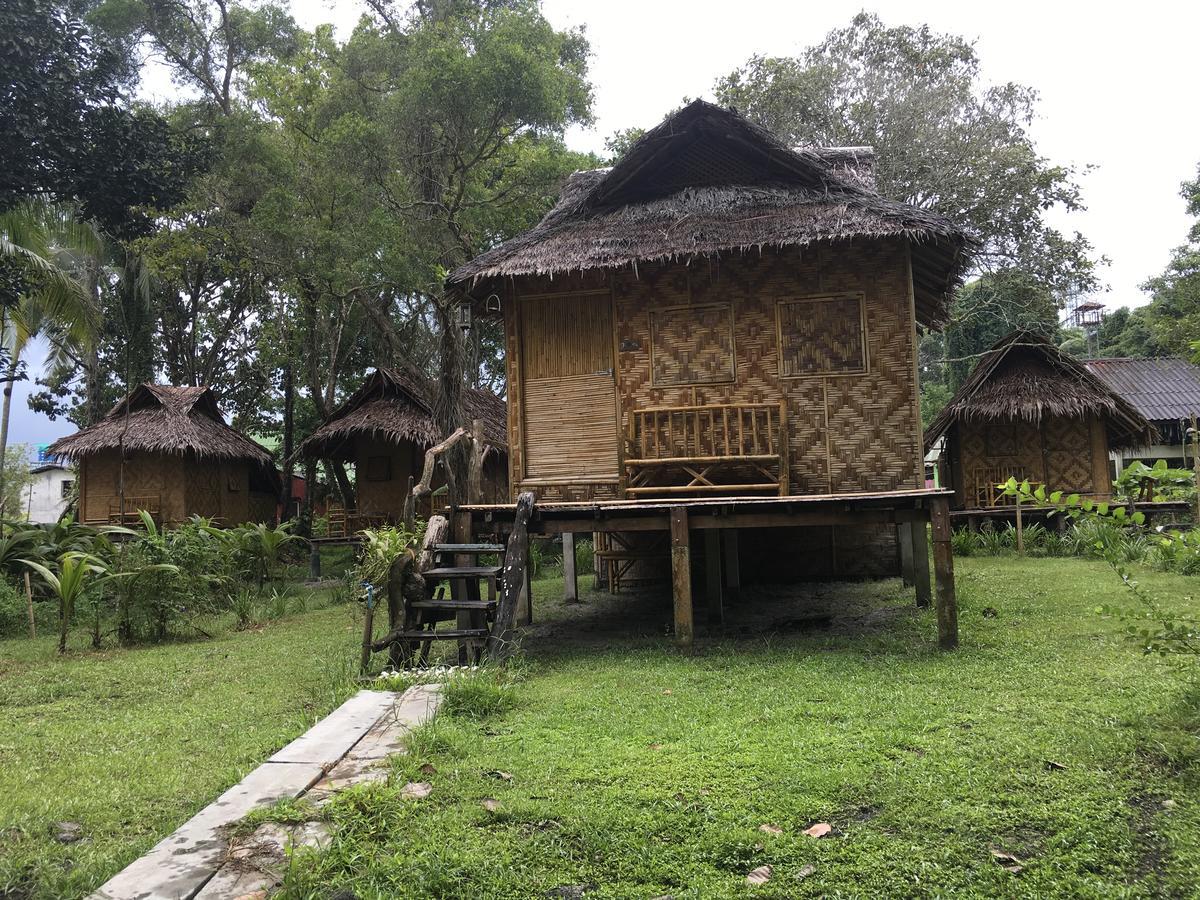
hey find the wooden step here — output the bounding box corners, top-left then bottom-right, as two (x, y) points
(433, 543), (505, 554)
(390, 628), (489, 641)
(423, 566), (502, 579)
(409, 599), (496, 611)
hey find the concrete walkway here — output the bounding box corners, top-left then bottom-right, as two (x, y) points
(90, 685), (442, 900)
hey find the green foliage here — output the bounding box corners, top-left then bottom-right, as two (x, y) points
(355, 524), (420, 590)
(211, 520), (300, 588)
(717, 13), (1097, 303)
(0, 576), (54, 637)
(1000, 478), (1200, 656)
(0, 0), (202, 235)
(1114, 459), (1197, 504)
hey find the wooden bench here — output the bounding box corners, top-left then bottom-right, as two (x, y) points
(108, 495), (161, 525)
(624, 403), (788, 499)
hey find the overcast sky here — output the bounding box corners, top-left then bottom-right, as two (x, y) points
(13, 0), (1200, 450)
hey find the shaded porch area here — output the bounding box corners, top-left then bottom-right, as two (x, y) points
(464, 489), (959, 650)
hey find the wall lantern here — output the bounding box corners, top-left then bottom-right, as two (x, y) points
(455, 300), (473, 335)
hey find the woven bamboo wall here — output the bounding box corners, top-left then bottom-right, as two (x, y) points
(80, 450), (187, 524)
(951, 413), (1112, 508)
(504, 239), (923, 500)
(352, 436), (509, 515)
(354, 436), (418, 517)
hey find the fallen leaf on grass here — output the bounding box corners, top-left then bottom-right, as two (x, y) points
(758, 823), (783, 835)
(400, 781), (433, 800)
(482, 798), (500, 813)
(796, 864), (816, 880)
(803, 823), (832, 838)
(661, 689), (673, 696)
(419, 763), (437, 775)
(484, 770), (513, 781)
(745, 865), (772, 885)
(990, 848), (1024, 874)
(649, 743), (663, 750)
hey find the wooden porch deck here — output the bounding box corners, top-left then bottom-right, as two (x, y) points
(460, 488), (958, 650)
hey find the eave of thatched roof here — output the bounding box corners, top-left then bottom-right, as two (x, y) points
(924, 331), (1155, 451)
(449, 100), (973, 329)
(300, 367), (507, 462)
(47, 384), (275, 467)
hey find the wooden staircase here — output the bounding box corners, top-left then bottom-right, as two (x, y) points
(362, 492), (535, 672)
(393, 543), (504, 666)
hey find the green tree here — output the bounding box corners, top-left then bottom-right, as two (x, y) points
(717, 13), (1097, 301)
(1, 0), (201, 235)
(1141, 165), (1200, 357)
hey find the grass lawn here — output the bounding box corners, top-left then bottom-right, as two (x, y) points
(3, 557), (1200, 898)
(0, 589), (363, 899)
(277, 558), (1200, 899)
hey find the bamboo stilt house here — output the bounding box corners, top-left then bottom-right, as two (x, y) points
(299, 368), (507, 532)
(48, 385), (280, 526)
(448, 99), (973, 587)
(924, 331), (1153, 510)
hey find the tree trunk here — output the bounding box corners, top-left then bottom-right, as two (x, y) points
(434, 294), (466, 506)
(0, 352), (18, 517)
(280, 364), (294, 522)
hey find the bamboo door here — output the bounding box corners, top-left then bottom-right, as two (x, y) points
(519, 294), (619, 480)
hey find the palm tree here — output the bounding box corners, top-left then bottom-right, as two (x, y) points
(0, 201), (101, 512)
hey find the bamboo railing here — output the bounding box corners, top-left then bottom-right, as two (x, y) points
(625, 402), (789, 496)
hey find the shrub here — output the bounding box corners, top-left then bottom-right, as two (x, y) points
(0, 577), (54, 637)
(355, 525), (419, 589)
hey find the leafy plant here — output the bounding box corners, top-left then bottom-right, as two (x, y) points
(355, 525), (419, 590)
(229, 588), (259, 631)
(22, 551), (177, 652)
(1001, 478), (1200, 657)
(1114, 459), (1197, 504)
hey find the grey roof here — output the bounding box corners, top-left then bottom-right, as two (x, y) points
(1083, 357), (1200, 423)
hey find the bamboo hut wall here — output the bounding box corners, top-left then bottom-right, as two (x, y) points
(503, 240), (922, 502)
(353, 436), (419, 517)
(952, 413), (1112, 508)
(79, 450), (187, 524)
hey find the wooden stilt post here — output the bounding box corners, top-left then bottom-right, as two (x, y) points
(930, 495), (958, 650)
(670, 508), (693, 648)
(563, 532), (578, 603)
(308, 542), (321, 581)
(705, 529), (723, 626)
(898, 522), (914, 587)
(359, 585), (376, 675)
(452, 509), (474, 665)
(911, 517), (932, 609)
(722, 528), (740, 603)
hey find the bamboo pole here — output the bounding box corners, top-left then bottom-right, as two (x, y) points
(24, 571), (35, 639)
(1015, 491), (1024, 556)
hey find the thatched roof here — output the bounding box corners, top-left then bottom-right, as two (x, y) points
(925, 331), (1153, 451)
(300, 367), (507, 462)
(48, 384), (276, 467)
(449, 100), (973, 328)
(1083, 357), (1200, 424)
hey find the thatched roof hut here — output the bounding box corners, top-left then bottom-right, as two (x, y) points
(925, 332), (1151, 448)
(449, 99), (972, 328)
(926, 331), (1153, 508)
(299, 368), (507, 462)
(49, 384), (279, 525)
(300, 368), (508, 521)
(50, 385), (275, 465)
